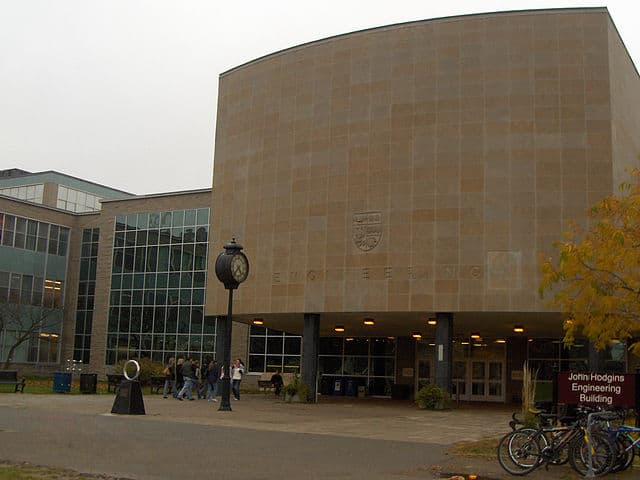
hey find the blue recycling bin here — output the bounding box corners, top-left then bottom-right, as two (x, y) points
(52, 371), (72, 393)
(332, 377), (345, 396)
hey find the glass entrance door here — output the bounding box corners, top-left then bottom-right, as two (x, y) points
(487, 361), (504, 401)
(452, 359), (505, 402)
(470, 361), (486, 399)
(452, 360), (466, 399)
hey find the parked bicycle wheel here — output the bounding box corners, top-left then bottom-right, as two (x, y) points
(569, 432), (615, 477)
(543, 430), (570, 466)
(610, 434), (635, 473)
(497, 429), (542, 475)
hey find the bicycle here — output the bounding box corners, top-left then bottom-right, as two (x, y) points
(607, 421), (640, 472)
(507, 411), (572, 466)
(497, 407), (615, 476)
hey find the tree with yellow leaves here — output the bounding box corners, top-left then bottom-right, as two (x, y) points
(539, 169), (640, 356)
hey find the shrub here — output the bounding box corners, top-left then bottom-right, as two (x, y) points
(282, 375), (313, 402)
(113, 358), (163, 385)
(415, 383), (450, 410)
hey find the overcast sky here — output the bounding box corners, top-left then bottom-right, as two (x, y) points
(1, 1), (638, 195)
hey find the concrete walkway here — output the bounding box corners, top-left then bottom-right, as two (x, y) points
(0, 393), (638, 479)
(0, 393), (511, 444)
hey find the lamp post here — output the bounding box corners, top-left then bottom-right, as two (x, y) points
(214, 238), (249, 411)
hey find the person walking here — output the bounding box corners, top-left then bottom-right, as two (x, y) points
(162, 356), (175, 399)
(206, 359), (221, 402)
(174, 357), (184, 398)
(176, 357), (196, 401)
(231, 358), (245, 401)
(193, 359), (204, 400)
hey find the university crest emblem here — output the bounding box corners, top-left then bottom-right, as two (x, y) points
(353, 211), (382, 251)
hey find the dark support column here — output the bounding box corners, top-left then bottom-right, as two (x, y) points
(302, 313), (320, 402)
(434, 312), (453, 393)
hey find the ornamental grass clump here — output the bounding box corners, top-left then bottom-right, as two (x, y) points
(522, 361), (539, 427)
(282, 375), (313, 403)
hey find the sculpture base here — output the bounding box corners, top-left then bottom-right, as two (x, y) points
(111, 380), (145, 415)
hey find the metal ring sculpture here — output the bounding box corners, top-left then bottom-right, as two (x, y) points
(123, 359), (141, 381)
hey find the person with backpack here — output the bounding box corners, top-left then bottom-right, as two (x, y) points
(162, 356), (175, 399)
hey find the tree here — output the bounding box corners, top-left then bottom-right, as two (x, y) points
(0, 301), (62, 369)
(539, 169), (640, 356)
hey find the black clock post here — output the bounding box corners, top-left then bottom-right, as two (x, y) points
(214, 238), (249, 411)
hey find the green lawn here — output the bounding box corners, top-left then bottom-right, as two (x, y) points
(2, 377), (113, 395)
(0, 461), (119, 479)
(448, 437), (499, 459)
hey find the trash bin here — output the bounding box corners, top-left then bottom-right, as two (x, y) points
(80, 373), (97, 394)
(345, 377), (358, 397)
(332, 377), (345, 396)
(320, 376), (333, 396)
(357, 385), (366, 398)
(52, 371), (72, 393)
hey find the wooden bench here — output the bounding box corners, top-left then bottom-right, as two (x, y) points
(0, 371), (26, 393)
(257, 372), (295, 396)
(257, 378), (275, 394)
(106, 374), (125, 393)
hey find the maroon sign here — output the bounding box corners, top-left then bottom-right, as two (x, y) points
(557, 372), (636, 407)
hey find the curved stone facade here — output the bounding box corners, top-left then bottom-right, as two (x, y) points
(208, 8), (640, 332)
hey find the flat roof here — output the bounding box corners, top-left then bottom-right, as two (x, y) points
(100, 188), (212, 204)
(0, 169), (134, 198)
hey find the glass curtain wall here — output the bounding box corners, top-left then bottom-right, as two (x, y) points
(106, 208), (211, 365)
(0, 212), (68, 365)
(73, 228), (99, 363)
(318, 337), (396, 396)
(246, 330), (396, 396)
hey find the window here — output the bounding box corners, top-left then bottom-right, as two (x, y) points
(2, 214), (15, 246)
(0, 184), (44, 204)
(56, 185), (102, 213)
(318, 337), (396, 396)
(0, 270), (63, 365)
(248, 326), (302, 373)
(0, 212), (68, 256)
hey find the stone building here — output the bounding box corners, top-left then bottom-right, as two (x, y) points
(2, 8), (640, 403)
(207, 8), (640, 401)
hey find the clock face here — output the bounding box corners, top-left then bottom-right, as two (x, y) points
(230, 253), (249, 283)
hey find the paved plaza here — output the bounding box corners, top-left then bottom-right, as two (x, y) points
(0, 393), (638, 479)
